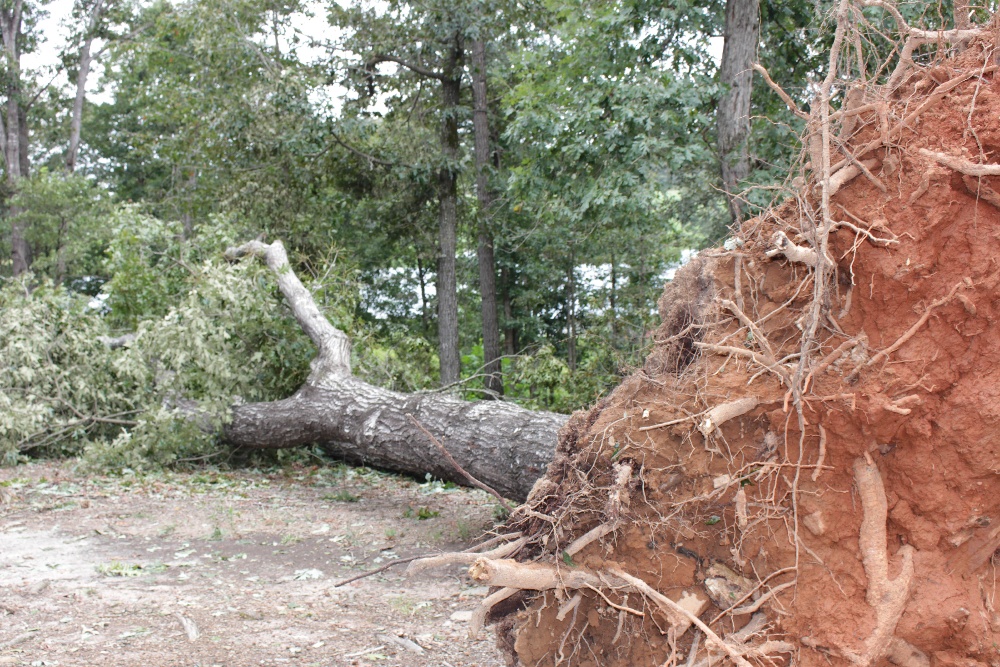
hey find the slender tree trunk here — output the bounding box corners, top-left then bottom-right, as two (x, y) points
(609, 254), (618, 341)
(472, 38), (502, 396)
(55, 215), (68, 283)
(502, 265), (516, 357)
(66, 0), (104, 173)
(16, 102), (27, 178)
(717, 0), (760, 225)
(566, 259), (576, 372)
(223, 240), (565, 502)
(417, 256), (430, 335)
(1, 0), (28, 275)
(181, 168), (197, 239)
(436, 39), (463, 387)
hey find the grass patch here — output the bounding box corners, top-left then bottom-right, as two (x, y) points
(403, 505), (439, 520)
(323, 489), (360, 503)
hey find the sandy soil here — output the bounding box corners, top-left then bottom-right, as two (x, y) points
(0, 461), (508, 666)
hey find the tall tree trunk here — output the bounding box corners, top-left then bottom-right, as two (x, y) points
(417, 255), (430, 335)
(16, 102), (27, 178)
(66, 0), (104, 173)
(436, 39), (463, 387)
(1, 0), (27, 275)
(566, 259), (576, 372)
(472, 38), (502, 397)
(609, 254), (618, 341)
(502, 265), (516, 357)
(223, 240), (565, 502)
(717, 0), (760, 225)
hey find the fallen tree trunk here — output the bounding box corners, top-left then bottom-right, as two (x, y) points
(221, 240), (566, 501)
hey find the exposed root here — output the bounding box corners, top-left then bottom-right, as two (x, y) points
(811, 425), (828, 482)
(849, 279), (969, 380)
(561, 462), (631, 556)
(697, 397), (760, 437)
(470, 586), (519, 638)
(564, 522), (616, 557)
(886, 637), (930, 667)
(962, 174), (1000, 209)
(556, 592), (583, 621)
(406, 535), (527, 575)
(695, 342), (791, 386)
(845, 456), (915, 667)
(730, 581), (796, 615)
(753, 63), (808, 120)
(721, 299), (777, 362)
(828, 159), (879, 196)
(469, 557), (606, 591)
(765, 230), (819, 266)
(469, 558), (708, 638)
(830, 68), (997, 176)
(608, 567), (750, 667)
(919, 148), (1000, 177)
(803, 335), (867, 392)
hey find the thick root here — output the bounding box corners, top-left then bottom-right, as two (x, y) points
(847, 456), (915, 667)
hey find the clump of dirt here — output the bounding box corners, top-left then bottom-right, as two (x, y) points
(490, 27), (1000, 667)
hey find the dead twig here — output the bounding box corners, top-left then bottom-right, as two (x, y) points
(753, 63), (809, 120)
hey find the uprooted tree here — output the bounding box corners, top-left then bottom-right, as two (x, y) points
(16, 3), (995, 664)
(221, 241), (566, 502)
(387, 7), (1000, 667)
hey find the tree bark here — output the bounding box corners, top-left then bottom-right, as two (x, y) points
(609, 254), (618, 341)
(223, 240), (565, 502)
(717, 0), (760, 225)
(565, 259), (576, 372)
(67, 0), (105, 173)
(502, 265), (517, 357)
(472, 38), (503, 397)
(225, 378), (561, 501)
(1, 0), (28, 275)
(436, 38), (463, 387)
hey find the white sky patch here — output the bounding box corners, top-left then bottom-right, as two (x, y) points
(708, 35), (724, 67)
(22, 0), (115, 104)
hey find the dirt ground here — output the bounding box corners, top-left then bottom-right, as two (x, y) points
(0, 460), (508, 667)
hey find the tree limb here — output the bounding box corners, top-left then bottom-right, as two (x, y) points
(368, 54), (445, 81)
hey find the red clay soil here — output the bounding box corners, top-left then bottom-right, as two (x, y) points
(494, 35), (1000, 667)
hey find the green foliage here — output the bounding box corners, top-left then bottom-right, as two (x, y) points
(14, 170), (115, 285)
(403, 505), (440, 520)
(2, 207), (364, 469)
(324, 490), (360, 503)
(0, 275), (142, 464)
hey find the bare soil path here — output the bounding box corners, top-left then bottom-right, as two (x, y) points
(0, 461), (507, 667)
